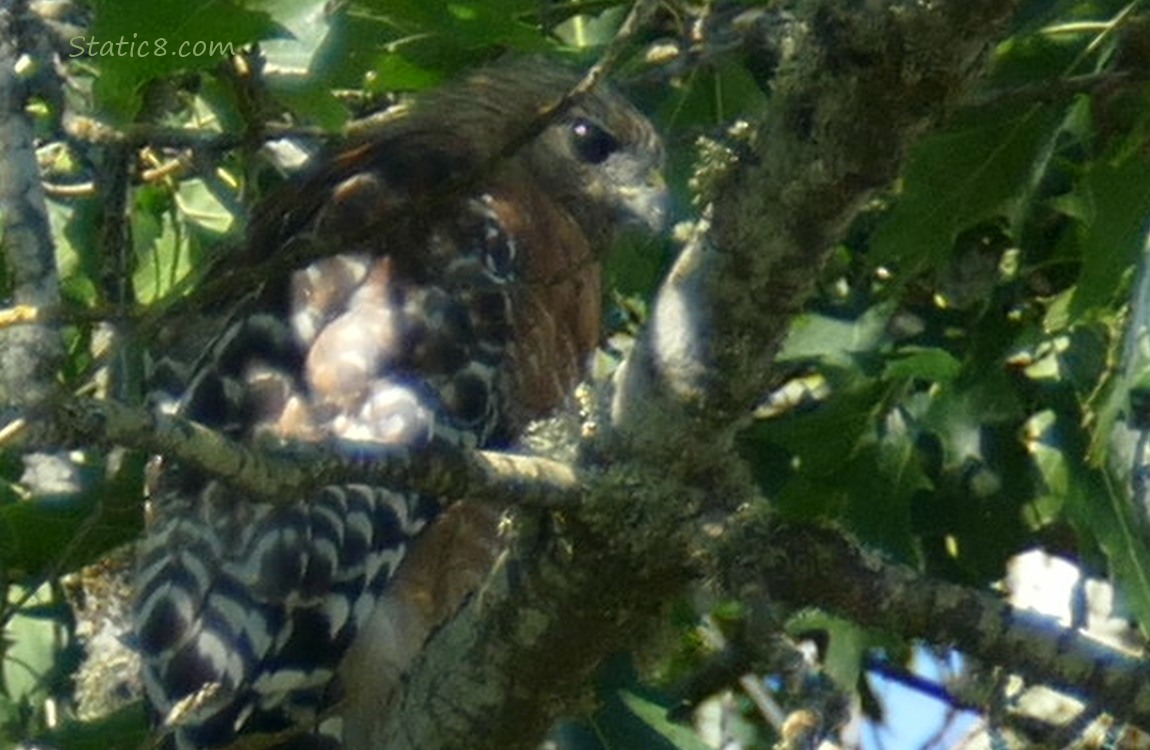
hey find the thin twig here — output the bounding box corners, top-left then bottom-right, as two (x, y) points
(12, 396), (582, 510)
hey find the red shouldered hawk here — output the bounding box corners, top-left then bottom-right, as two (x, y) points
(134, 60), (666, 750)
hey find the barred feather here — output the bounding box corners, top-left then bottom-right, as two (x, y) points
(135, 59), (665, 750)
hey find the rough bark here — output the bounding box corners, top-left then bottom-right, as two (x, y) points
(384, 2), (1027, 749)
(721, 513), (1150, 729)
(0, 0), (63, 410)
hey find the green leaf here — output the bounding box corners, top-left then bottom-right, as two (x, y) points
(551, 3), (629, 50)
(565, 656), (713, 750)
(606, 233), (672, 299)
(253, 0), (331, 75)
(920, 378), (1020, 469)
(871, 102), (1065, 272)
(359, 0), (544, 46)
(1068, 153), (1150, 317)
(175, 179), (236, 236)
(0, 496), (92, 579)
(131, 178), (230, 305)
(746, 377), (924, 563)
(883, 348), (963, 384)
(787, 612), (872, 692)
(909, 371), (1036, 582)
(778, 303), (895, 367)
(0, 456), (144, 579)
(1, 585), (69, 731)
(332, 0), (551, 94)
(372, 53), (447, 92)
(656, 61), (766, 131)
(47, 198), (101, 307)
(33, 702), (149, 750)
(1031, 409), (1150, 635)
(746, 379), (887, 482)
(268, 78), (349, 129)
(87, 0), (287, 122)
(835, 419), (929, 564)
(614, 691), (712, 750)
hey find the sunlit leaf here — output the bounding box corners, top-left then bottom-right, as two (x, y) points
(1, 585), (69, 733)
(1031, 410), (1150, 635)
(787, 612), (873, 692)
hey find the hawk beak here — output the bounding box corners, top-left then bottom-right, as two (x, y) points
(619, 171), (669, 233)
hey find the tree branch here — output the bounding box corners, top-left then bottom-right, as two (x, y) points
(720, 513), (1150, 731)
(381, 454), (703, 750)
(384, 2), (1026, 749)
(8, 396), (580, 510)
(613, 0), (1018, 440)
(0, 0), (63, 410)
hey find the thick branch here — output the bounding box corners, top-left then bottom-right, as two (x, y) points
(720, 513), (1150, 731)
(0, 0), (63, 408)
(613, 0), (1020, 440)
(381, 462), (702, 750)
(388, 3), (1025, 750)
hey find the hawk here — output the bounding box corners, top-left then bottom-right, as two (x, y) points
(133, 60), (667, 750)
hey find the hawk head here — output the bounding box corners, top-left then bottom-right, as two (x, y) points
(523, 75), (668, 237)
(416, 61), (669, 245)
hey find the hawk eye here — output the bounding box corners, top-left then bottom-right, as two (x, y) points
(570, 118), (620, 164)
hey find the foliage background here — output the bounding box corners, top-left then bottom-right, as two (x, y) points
(4, 0), (1150, 748)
